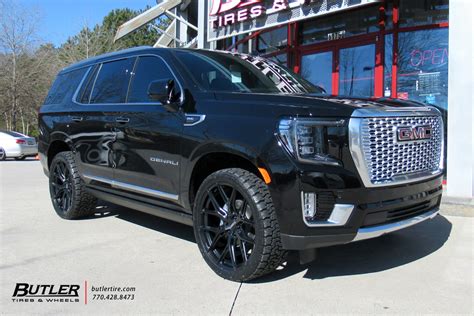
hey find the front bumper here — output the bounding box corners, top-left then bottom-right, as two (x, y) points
(277, 175), (443, 250)
(281, 207), (440, 250)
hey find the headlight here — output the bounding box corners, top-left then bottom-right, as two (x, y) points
(278, 118), (346, 165)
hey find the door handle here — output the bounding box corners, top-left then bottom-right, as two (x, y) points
(71, 116), (83, 122)
(115, 117), (130, 124)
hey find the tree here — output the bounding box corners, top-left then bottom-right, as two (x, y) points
(0, 0), (38, 131)
(58, 8), (170, 65)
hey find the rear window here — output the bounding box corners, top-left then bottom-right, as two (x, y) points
(89, 58), (136, 104)
(44, 68), (88, 105)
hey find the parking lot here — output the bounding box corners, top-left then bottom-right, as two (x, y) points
(1, 161), (473, 315)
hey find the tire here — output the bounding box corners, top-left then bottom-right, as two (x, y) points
(193, 168), (286, 282)
(15, 156), (26, 161)
(49, 151), (98, 219)
(0, 147), (6, 161)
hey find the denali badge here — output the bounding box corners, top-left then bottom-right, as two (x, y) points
(397, 125), (432, 142)
(150, 157), (179, 166)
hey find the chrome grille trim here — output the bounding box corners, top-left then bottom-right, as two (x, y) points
(349, 109), (444, 187)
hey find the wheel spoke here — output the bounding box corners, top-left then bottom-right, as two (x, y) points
(201, 225), (222, 234)
(208, 230), (226, 252)
(218, 241), (229, 262)
(209, 189), (229, 219)
(229, 189), (237, 210)
(217, 185), (229, 203)
(228, 234), (237, 268)
(238, 237), (248, 262)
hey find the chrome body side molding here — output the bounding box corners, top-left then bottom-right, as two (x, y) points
(83, 174), (179, 201)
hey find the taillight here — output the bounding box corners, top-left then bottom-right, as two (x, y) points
(16, 139), (26, 144)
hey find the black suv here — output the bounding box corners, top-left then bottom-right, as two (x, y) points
(39, 47), (444, 281)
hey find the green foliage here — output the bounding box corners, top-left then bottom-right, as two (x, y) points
(103, 7), (170, 48)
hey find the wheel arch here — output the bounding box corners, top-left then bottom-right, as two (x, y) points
(47, 140), (71, 169)
(186, 145), (270, 209)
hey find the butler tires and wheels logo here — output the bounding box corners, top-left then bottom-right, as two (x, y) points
(11, 283), (81, 303)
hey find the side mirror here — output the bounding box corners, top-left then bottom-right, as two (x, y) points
(147, 79), (179, 105)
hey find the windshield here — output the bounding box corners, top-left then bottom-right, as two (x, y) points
(174, 50), (325, 95)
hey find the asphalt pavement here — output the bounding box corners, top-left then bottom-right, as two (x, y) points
(1, 161), (473, 315)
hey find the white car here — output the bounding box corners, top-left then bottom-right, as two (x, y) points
(0, 130), (38, 161)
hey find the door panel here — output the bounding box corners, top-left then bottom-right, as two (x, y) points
(112, 107), (183, 200)
(71, 58), (135, 184)
(112, 55), (183, 203)
(70, 110), (116, 181)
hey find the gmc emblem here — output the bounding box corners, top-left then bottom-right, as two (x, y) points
(397, 126), (433, 142)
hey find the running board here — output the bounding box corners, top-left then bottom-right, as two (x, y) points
(87, 187), (193, 226)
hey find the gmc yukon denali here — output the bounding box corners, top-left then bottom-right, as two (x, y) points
(39, 47), (444, 281)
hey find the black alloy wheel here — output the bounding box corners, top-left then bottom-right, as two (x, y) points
(200, 183), (256, 269)
(0, 147), (6, 161)
(49, 151), (97, 219)
(194, 168), (285, 282)
(50, 159), (73, 214)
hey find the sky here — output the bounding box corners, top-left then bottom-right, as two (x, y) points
(19, 0), (154, 47)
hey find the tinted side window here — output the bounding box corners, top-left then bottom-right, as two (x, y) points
(44, 68), (88, 105)
(78, 65), (99, 104)
(90, 58), (135, 104)
(128, 56), (176, 103)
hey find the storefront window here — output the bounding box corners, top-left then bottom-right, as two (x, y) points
(339, 44), (375, 97)
(399, 0), (449, 27)
(300, 6), (379, 45)
(301, 51), (333, 93)
(397, 28), (448, 111)
(257, 26), (288, 54)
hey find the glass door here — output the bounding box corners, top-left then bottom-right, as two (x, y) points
(300, 39), (377, 97)
(338, 44), (376, 97)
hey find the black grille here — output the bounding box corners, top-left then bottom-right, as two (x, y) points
(361, 186), (442, 227)
(314, 192), (336, 221)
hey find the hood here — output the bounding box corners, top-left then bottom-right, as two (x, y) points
(212, 92), (440, 118)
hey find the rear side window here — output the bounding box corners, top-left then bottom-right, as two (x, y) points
(89, 58), (135, 104)
(128, 56), (176, 103)
(78, 65), (99, 104)
(44, 68), (88, 105)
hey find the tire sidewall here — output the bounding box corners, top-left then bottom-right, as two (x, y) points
(193, 170), (267, 281)
(0, 147), (6, 161)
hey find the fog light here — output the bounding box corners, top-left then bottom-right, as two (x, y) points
(302, 192), (317, 218)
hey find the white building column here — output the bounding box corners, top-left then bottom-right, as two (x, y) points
(198, 0), (209, 48)
(446, 0), (474, 199)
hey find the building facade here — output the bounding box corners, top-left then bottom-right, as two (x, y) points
(125, 0), (472, 200)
